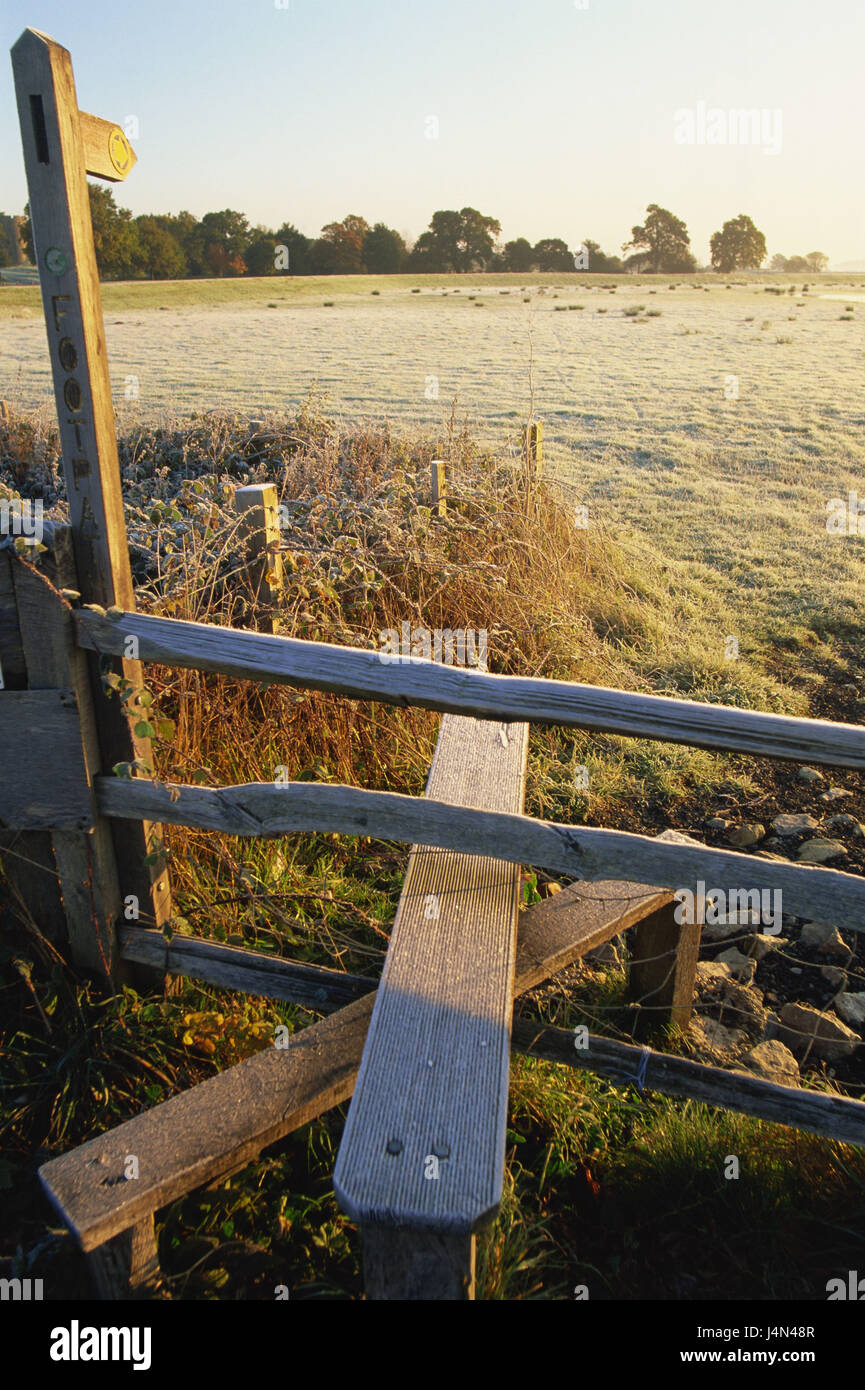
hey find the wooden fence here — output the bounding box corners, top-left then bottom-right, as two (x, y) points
(3, 26), (865, 1301)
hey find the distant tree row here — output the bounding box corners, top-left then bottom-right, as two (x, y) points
(16, 192), (826, 281)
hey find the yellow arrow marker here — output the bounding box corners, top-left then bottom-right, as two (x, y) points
(78, 109), (138, 182)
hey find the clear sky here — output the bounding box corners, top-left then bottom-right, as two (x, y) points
(2, 0), (863, 266)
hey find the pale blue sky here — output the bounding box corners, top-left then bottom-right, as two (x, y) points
(2, 0), (862, 265)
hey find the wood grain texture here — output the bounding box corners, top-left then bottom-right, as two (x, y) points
(39, 993), (376, 1251)
(0, 690), (91, 830)
(0, 551), (67, 938)
(511, 1019), (865, 1147)
(85, 1217), (158, 1299)
(119, 925), (376, 1010)
(77, 110), (136, 182)
(75, 606), (865, 768)
(333, 715), (528, 1236)
(11, 32), (170, 935)
(628, 899), (702, 1036)
(41, 873), (865, 1261)
(13, 547), (126, 977)
(96, 774), (865, 932)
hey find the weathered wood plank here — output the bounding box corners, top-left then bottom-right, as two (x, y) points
(40, 904), (865, 1263)
(119, 925), (376, 1010)
(12, 547), (127, 977)
(0, 690), (91, 830)
(511, 1020), (865, 1147)
(77, 110), (136, 182)
(11, 29), (170, 936)
(333, 714), (528, 1284)
(514, 879), (672, 991)
(0, 550), (67, 937)
(629, 898), (702, 1037)
(47, 853), (677, 1262)
(39, 993), (376, 1252)
(96, 774), (865, 932)
(75, 606), (865, 769)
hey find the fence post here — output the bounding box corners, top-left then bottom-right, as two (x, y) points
(0, 547), (68, 942)
(235, 483), (284, 632)
(627, 897), (701, 1038)
(523, 421), (543, 479)
(11, 28), (171, 941)
(430, 460), (446, 518)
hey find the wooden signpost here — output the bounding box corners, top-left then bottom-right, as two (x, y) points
(10, 28), (171, 958)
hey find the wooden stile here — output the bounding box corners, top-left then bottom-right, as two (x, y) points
(11, 28), (170, 942)
(334, 715), (529, 1299)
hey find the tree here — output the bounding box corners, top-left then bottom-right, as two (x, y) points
(785, 255), (810, 273)
(311, 214), (370, 273)
(582, 239), (623, 273)
(532, 237), (573, 271)
(135, 215), (187, 279)
(805, 251), (829, 273)
(408, 207), (501, 272)
(502, 237), (534, 272)
(709, 214), (767, 272)
(198, 210), (250, 276)
(274, 223), (312, 275)
(362, 222), (406, 273)
(770, 253), (789, 272)
(87, 184), (143, 279)
(623, 204), (695, 273)
(244, 234), (280, 277)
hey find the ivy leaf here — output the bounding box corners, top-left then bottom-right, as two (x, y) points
(134, 720), (156, 739)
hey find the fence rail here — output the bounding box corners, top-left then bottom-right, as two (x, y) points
(95, 773), (865, 931)
(77, 606), (865, 767)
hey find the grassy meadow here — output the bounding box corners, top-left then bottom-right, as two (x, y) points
(2, 272), (865, 1301)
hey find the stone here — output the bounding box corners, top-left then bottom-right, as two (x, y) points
(725, 823), (765, 848)
(841, 683), (859, 696)
(819, 788), (851, 804)
(701, 917), (749, 943)
(689, 1016), (747, 1055)
(739, 1040), (800, 1085)
(654, 829), (703, 846)
(797, 766), (824, 784)
(696, 960), (733, 983)
(771, 813), (821, 837)
(706, 816), (732, 832)
(777, 1002), (861, 1059)
(835, 993), (865, 1030)
(827, 814), (865, 837)
(796, 838), (847, 864)
(717, 947), (758, 984)
(746, 933), (788, 961)
(754, 851), (787, 861)
(799, 922), (853, 960)
(820, 966), (847, 988)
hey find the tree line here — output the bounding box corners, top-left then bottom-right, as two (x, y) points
(13, 192), (828, 280)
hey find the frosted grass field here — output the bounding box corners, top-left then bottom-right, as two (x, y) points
(2, 275), (865, 661)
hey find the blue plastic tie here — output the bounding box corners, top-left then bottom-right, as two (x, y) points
(632, 1046), (650, 1094)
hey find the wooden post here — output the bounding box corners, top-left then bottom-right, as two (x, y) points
(628, 898), (701, 1038)
(235, 483), (283, 632)
(523, 421), (543, 478)
(11, 532), (130, 979)
(430, 460), (446, 518)
(0, 548), (68, 942)
(11, 28), (171, 939)
(0, 401), (9, 425)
